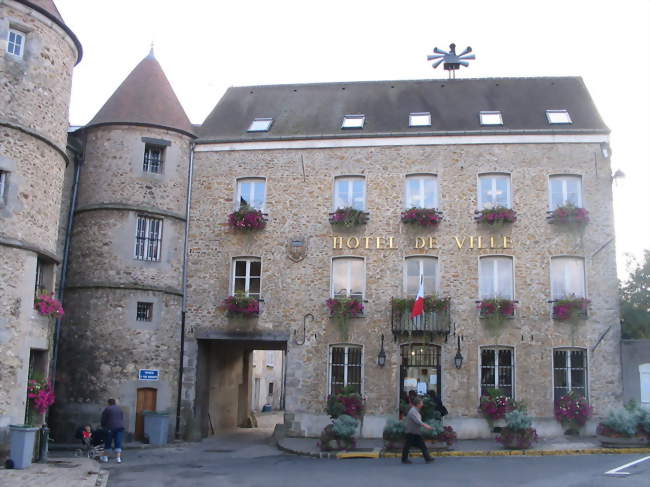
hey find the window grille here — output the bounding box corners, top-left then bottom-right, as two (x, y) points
(34, 258), (45, 299)
(135, 216), (162, 261)
(136, 302), (153, 321)
(553, 349), (587, 400)
(143, 144), (164, 173)
(480, 347), (514, 398)
(329, 345), (362, 394)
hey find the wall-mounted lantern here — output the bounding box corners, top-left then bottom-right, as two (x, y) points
(454, 335), (463, 369)
(377, 334), (386, 367)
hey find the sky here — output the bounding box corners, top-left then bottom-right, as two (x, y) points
(56, 0), (650, 278)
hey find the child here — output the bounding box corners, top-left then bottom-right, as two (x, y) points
(81, 424), (92, 447)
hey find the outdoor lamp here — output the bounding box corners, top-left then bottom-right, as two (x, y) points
(377, 334), (386, 367)
(454, 336), (463, 369)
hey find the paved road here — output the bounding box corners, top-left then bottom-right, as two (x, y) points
(103, 430), (650, 487)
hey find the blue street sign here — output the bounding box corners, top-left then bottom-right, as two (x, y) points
(139, 369), (159, 381)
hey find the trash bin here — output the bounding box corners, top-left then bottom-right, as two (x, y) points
(261, 404), (272, 412)
(143, 412), (169, 446)
(9, 425), (39, 469)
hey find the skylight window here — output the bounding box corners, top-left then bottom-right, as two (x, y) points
(409, 112), (431, 127)
(247, 118), (273, 132)
(341, 115), (365, 129)
(546, 110), (572, 124)
(480, 111), (503, 125)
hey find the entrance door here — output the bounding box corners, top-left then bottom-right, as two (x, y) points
(399, 344), (441, 404)
(135, 388), (157, 441)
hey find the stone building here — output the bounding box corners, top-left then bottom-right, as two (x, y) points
(0, 0), (81, 446)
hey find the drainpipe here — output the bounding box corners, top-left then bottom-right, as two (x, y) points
(50, 130), (85, 384)
(175, 141), (195, 438)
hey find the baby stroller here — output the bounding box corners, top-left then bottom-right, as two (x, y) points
(74, 425), (106, 460)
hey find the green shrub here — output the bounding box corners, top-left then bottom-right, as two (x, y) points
(599, 408), (640, 437)
(421, 418), (444, 439)
(382, 418), (405, 440)
(332, 414), (358, 438)
(504, 410), (533, 431)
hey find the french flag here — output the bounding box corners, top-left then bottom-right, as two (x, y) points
(411, 274), (425, 318)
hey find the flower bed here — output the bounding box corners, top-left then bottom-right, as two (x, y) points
(401, 207), (443, 227)
(548, 204), (589, 226)
(475, 206), (517, 225)
(554, 391), (592, 433)
(227, 205), (267, 231)
(34, 292), (64, 318)
(329, 207), (368, 228)
(219, 293), (260, 318)
(552, 297), (590, 321)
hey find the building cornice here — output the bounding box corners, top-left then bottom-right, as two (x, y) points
(75, 203), (186, 222)
(195, 133), (610, 152)
(0, 120), (70, 164)
(65, 282), (183, 297)
(0, 234), (60, 263)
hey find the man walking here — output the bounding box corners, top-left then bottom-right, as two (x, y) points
(402, 396), (434, 464)
(100, 398), (124, 463)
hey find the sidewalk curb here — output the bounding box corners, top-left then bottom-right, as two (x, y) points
(337, 447), (650, 459)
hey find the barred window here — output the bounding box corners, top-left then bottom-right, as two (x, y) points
(329, 345), (362, 394)
(481, 347), (514, 398)
(7, 29), (25, 57)
(553, 349), (587, 401)
(35, 258), (45, 299)
(0, 170), (7, 203)
(143, 144), (164, 173)
(135, 216), (162, 261)
(136, 302), (153, 321)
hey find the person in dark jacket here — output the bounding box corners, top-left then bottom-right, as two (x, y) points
(100, 398), (125, 463)
(402, 396), (434, 464)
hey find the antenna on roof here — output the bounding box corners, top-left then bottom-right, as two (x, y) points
(148, 41), (155, 58)
(427, 43), (475, 79)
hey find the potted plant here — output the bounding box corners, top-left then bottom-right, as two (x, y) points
(401, 207), (443, 227)
(479, 388), (520, 431)
(382, 418), (406, 451)
(477, 299), (516, 335)
(219, 292), (260, 318)
(596, 402), (649, 447)
(475, 206), (517, 225)
(552, 297), (590, 322)
(326, 297), (363, 339)
(34, 291), (64, 318)
(326, 385), (364, 420)
(421, 419), (457, 450)
(554, 391), (592, 435)
(329, 207), (368, 228)
(319, 414), (358, 451)
(547, 203), (589, 226)
(227, 205), (267, 231)
(496, 410), (538, 450)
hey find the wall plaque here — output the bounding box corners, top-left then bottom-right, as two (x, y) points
(287, 236), (308, 262)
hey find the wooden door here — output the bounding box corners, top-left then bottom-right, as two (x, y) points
(135, 388), (157, 441)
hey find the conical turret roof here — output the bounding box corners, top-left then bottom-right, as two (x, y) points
(88, 51), (194, 137)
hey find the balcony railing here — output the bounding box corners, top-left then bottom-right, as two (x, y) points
(391, 298), (451, 339)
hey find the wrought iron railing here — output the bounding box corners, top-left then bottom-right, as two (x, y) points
(390, 299), (451, 338)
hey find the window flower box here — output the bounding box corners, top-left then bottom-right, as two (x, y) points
(400, 207), (443, 227)
(477, 299), (516, 318)
(329, 207), (368, 228)
(227, 205), (267, 231)
(34, 292), (64, 318)
(551, 297), (590, 321)
(554, 391), (592, 434)
(547, 204), (589, 226)
(475, 206), (517, 225)
(219, 292), (260, 318)
(326, 297), (364, 338)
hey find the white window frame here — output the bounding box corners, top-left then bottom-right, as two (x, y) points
(478, 173), (511, 209)
(404, 256), (439, 298)
(553, 348), (588, 401)
(546, 109), (572, 124)
(248, 118), (273, 132)
(328, 344), (363, 395)
(0, 170), (7, 204)
(548, 175), (583, 210)
(7, 28), (25, 58)
(134, 215), (163, 261)
(479, 346), (515, 399)
(639, 363), (650, 404)
(341, 114), (365, 129)
(409, 112), (431, 127)
(479, 255), (514, 300)
(331, 257), (365, 300)
(231, 257), (262, 299)
(236, 177), (266, 211)
(333, 176), (366, 211)
(479, 111), (503, 126)
(550, 256), (586, 300)
(405, 174), (438, 209)
(143, 144), (165, 174)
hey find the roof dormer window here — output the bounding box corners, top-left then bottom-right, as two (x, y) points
(247, 118), (273, 132)
(546, 110), (572, 124)
(409, 112), (431, 127)
(480, 111), (503, 126)
(341, 114), (365, 129)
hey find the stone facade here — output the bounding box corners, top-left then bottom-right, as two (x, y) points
(0, 0), (79, 448)
(185, 141), (621, 437)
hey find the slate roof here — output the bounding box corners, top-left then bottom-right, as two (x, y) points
(197, 77), (608, 143)
(17, 0), (82, 64)
(87, 51), (194, 137)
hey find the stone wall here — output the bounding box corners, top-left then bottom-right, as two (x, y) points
(186, 142), (621, 437)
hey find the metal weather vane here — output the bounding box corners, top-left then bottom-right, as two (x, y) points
(427, 43), (475, 79)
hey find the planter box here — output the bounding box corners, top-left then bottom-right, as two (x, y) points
(9, 425), (39, 469)
(383, 439), (404, 451)
(597, 434), (648, 448)
(143, 412), (169, 446)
